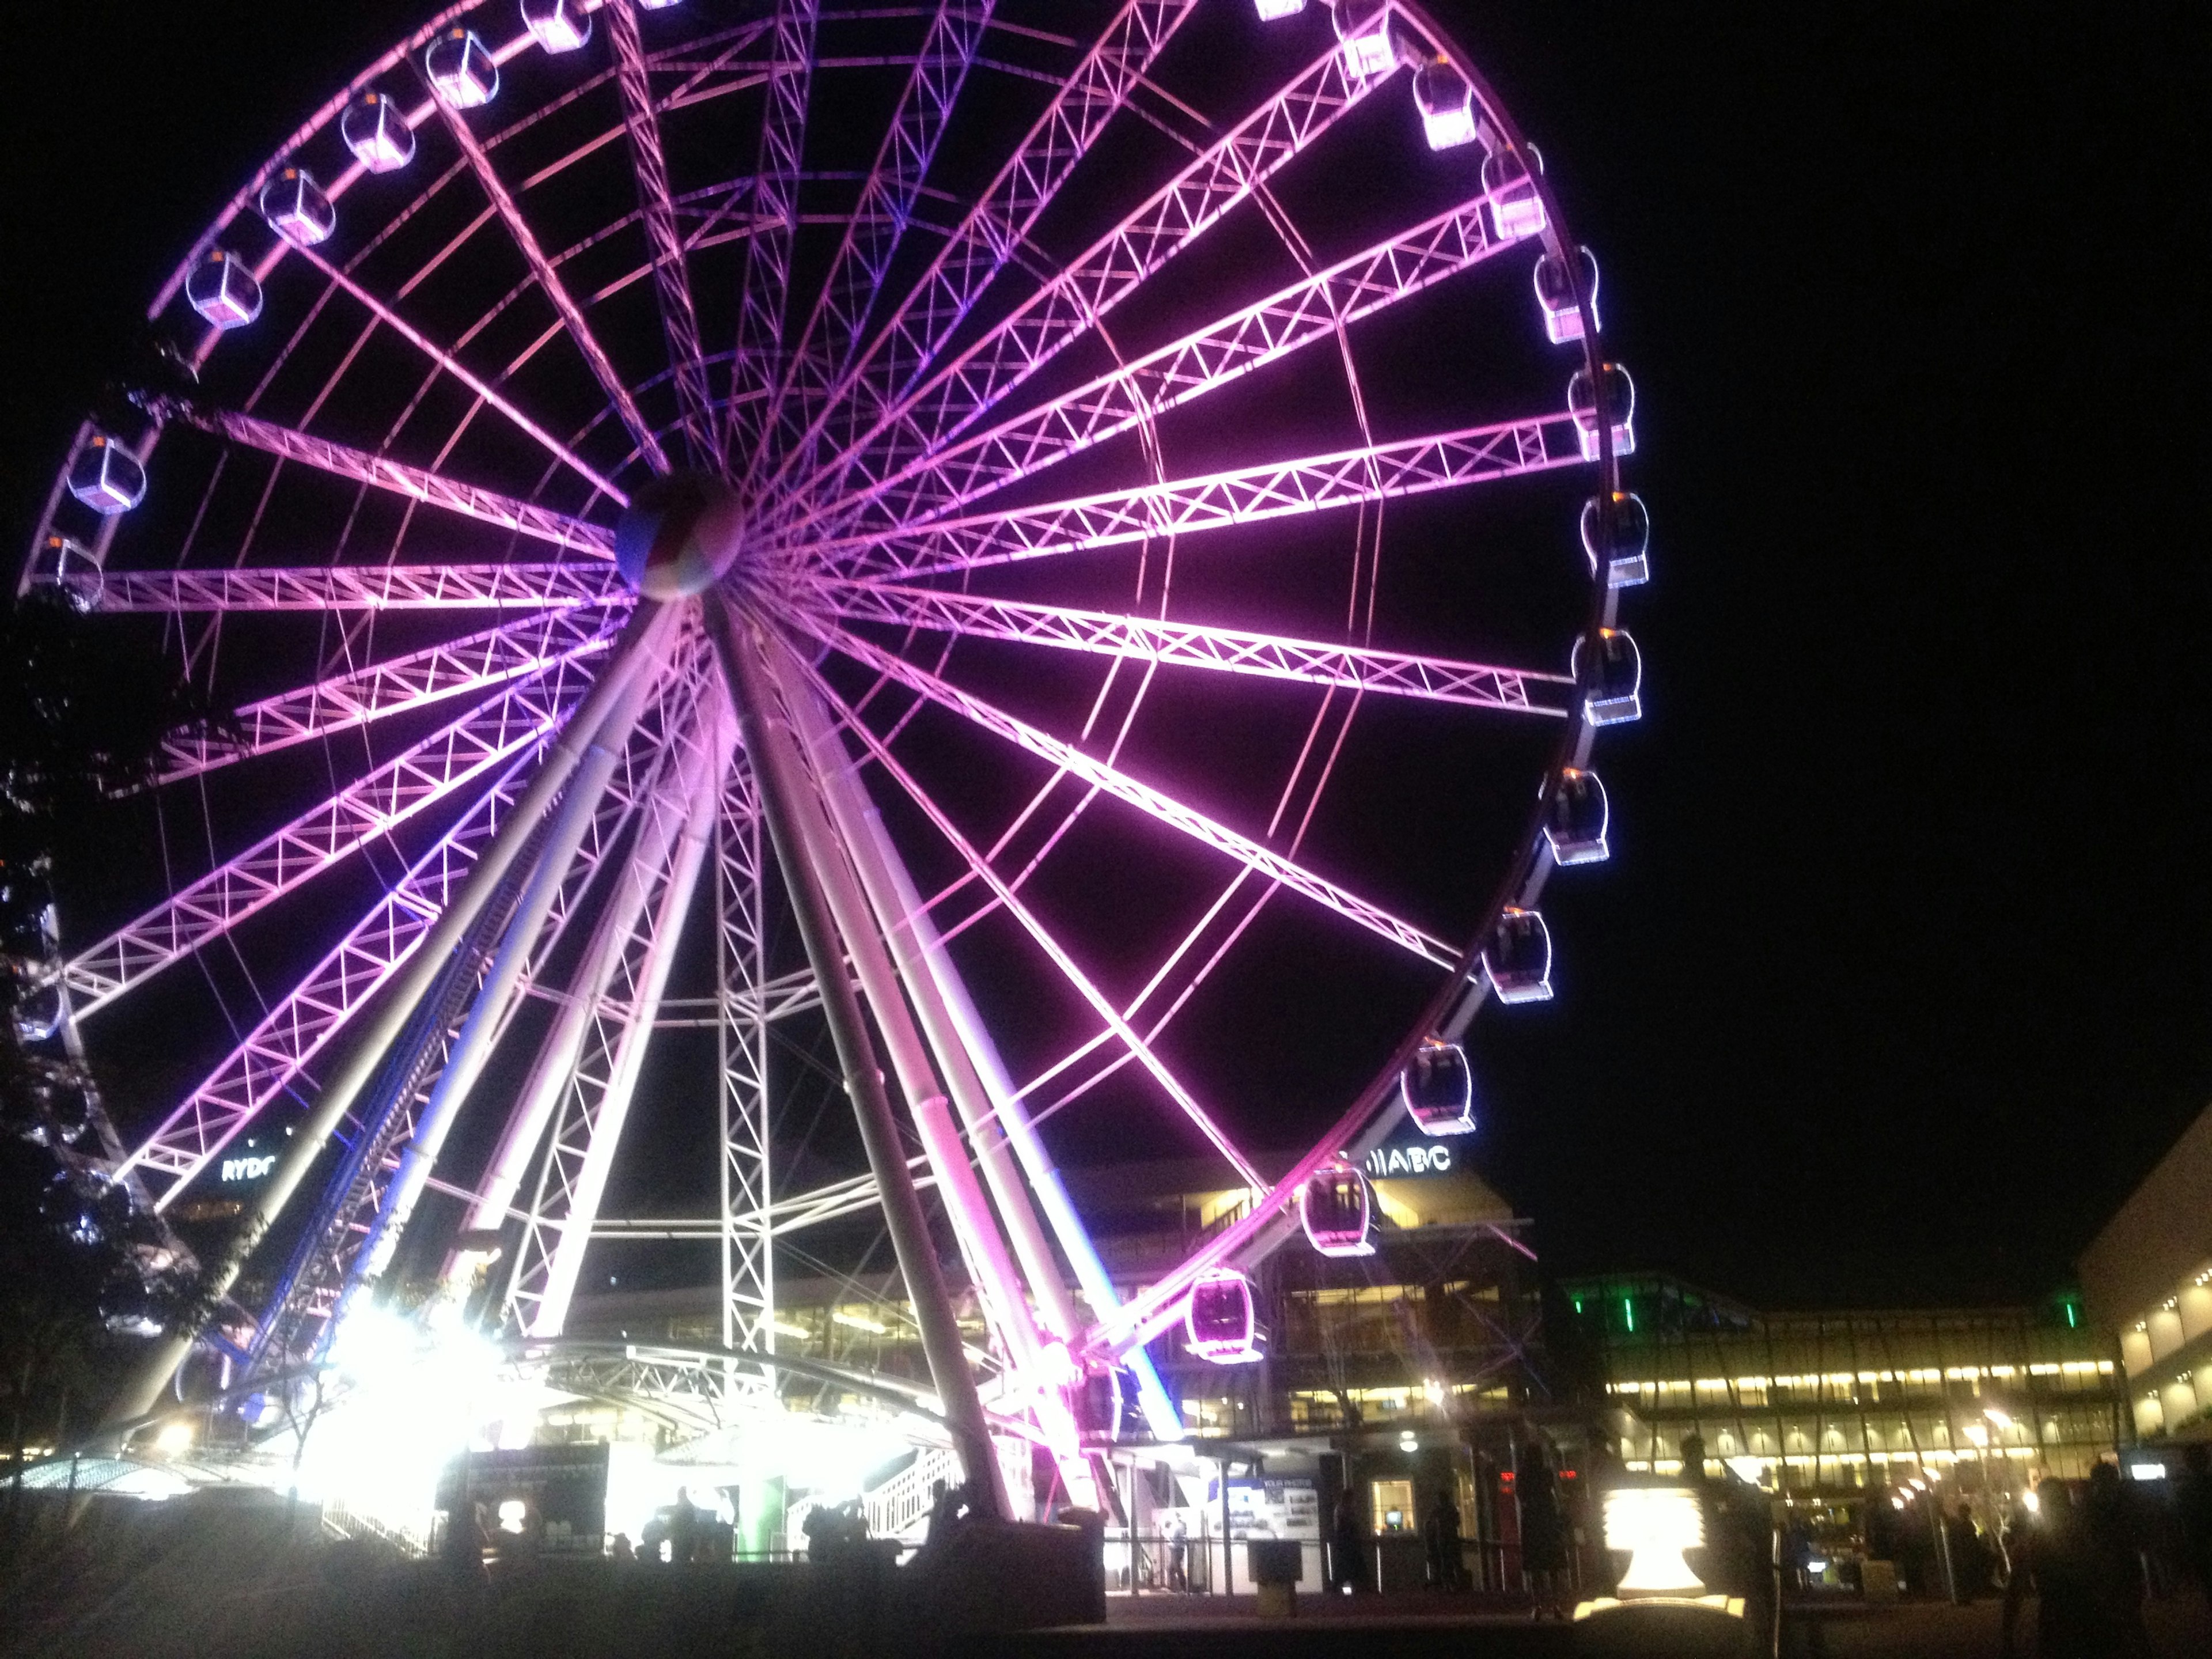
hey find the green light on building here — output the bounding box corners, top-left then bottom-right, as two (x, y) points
(1623, 1297), (1635, 1334)
(2066, 1303), (2078, 1328)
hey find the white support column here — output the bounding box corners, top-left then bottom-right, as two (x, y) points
(522, 734), (721, 1344)
(715, 755), (775, 1360)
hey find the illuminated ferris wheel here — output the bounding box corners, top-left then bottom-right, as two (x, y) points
(21, 0), (1643, 1501)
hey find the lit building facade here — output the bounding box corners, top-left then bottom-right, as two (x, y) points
(2078, 1100), (2212, 1443)
(1558, 1272), (2124, 1502)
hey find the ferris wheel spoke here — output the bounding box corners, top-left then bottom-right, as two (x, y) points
(813, 580), (1570, 717)
(767, 1), (994, 471)
(801, 657), (1263, 1188)
(846, 192), (1524, 531)
(113, 737), (557, 1201)
(436, 85), (670, 477)
(763, 0), (1197, 503)
(806, 32), (1390, 507)
(607, 0), (715, 464)
(146, 398), (620, 554)
(825, 410), (1583, 581)
(722, 0), (818, 476)
(808, 618), (1456, 971)
(65, 656), (604, 1020)
(72, 562), (618, 614)
(150, 600), (622, 790)
(279, 236), (628, 501)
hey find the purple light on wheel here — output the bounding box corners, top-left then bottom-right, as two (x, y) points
(1581, 491), (1650, 589)
(185, 250), (263, 330)
(1300, 1160), (1375, 1257)
(1573, 628), (1643, 726)
(1414, 62), (1479, 151)
(1569, 362), (1636, 460)
(260, 166), (335, 245)
(1484, 907), (1554, 1004)
(341, 91), (415, 173)
(1535, 246), (1601, 344)
(426, 28), (498, 108)
(522, 0), (593, 54)
(1482, 146), (1547, 241)
(1186, 1268), (1263, 1365)
(1545, 768), (1611, 866)
(67, 433), (146, 516)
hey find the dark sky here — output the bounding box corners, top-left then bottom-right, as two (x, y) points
(5, 1), (2209, 1311)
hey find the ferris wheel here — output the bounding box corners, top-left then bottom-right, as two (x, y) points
(21, 0), (1644, 1503)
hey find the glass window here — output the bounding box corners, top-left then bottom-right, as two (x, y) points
(1371, 1479), (1415, 1535)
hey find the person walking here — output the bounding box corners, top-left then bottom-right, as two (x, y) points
(1517, 1443), (1570, 1620)
(667, 1485), (699, 1565)
(2177, 1443), (2212, 1607)
(1330, 1486), (1366, 1595)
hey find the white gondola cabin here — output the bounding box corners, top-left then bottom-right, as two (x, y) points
(1545, 768), (1611, 866)
(1185, 1268), (1263, 1364)
(342, 92), (415, 173)
(1484, 907), (1554, 1003)
(1301, 1159), (1376, 1256)
(1580, 491), (1650, 588)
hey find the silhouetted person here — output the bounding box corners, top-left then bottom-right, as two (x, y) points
(2176, 1444), (2212, 1605)
(608, 1532), (635, 1562)
(668, 1485), (699, 1565)
(1424, 1486), (1465, 1590)
(2005, 1480), (2119, 1659)
(1164, 1513), (1189, 1592)
(925, 1477), (976, 1550)
(1517, 1442), (1569, 1619)
(1331, 1487), (1366, 1594)
(2082, 1464), (2152, 1658)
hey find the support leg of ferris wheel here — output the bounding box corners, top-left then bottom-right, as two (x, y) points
(762, 634), (1093, 1500)
(93, 600), (676, 1442)
(349, 630), (672, 1291)
(816, 728), (1185, 1446)
(714, 760), (774, 1378)
(707, 592), (1006, 1520)
(441, 658), (711, 1302)
(520, 714), (726, 1340)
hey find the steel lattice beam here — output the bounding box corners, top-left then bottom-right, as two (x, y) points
(800, 33), (1387, 509)
(825, 411), (1584, 582)
(608, 0), (715, 463)
(436, 88), (668, 479)
(806, 620), (1457, 969)
(66, 659), (603, 1018)
(768, 2), (992, 464)
(801, 658), (1263, 1185)
(852, 192), (1521, 530)
(723, 0), (817, 474)
(809, 581), (1571, 715)
(715, 752), (775, 1357)
(282, 238), (628, 503)
(151, 400), (620, 556)
(77, 562), (619, 613)
(113, 647), (681, 1199)
(152, 603), (626, 785)
(774, 0), (1198, 497)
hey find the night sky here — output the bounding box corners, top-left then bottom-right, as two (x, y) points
(4, 2), (2207, 1311)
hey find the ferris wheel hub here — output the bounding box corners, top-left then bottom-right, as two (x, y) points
(614, 471), (748, 600)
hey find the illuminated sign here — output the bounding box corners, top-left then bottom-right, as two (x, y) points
(220, 1154), (276, 1183)
(1365, 1143), (1453, 1179)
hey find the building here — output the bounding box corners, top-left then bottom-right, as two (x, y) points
(2078, 1100), (2212, 1442)
(565, 1132), (1580, 1589)
(1558, 1271), (2124, 1513)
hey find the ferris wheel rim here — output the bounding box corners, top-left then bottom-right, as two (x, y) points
(28, 0), (1638, 1412)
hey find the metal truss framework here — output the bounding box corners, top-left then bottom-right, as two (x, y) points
(813, 579), (1573, 716)
(800, 32), (1389, 510)
(714, 757), (774, 1357)
(59, 2), (1630, 1465)
(66, 655), (606, 1017)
